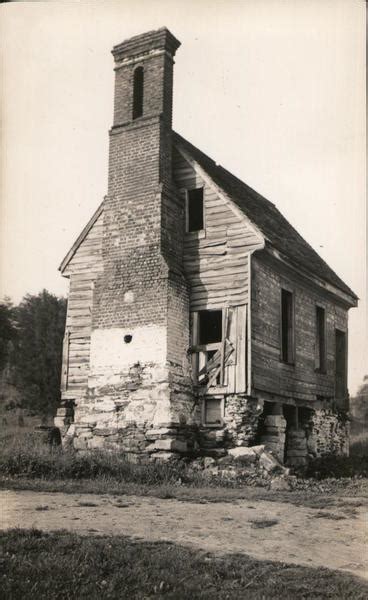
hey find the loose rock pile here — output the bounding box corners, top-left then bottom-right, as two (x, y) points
(188, 444), (296, 489)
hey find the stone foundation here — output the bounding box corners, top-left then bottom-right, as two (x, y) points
(61, 359), (195, 457)
(58, 392), (350, 465)
(260, 414), (287, 463)
(285, 428), (308, 467)
(223, 395), (263, 447)
(305, 408), (349, 458)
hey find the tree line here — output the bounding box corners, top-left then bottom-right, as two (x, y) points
(0, 290), (66, 417)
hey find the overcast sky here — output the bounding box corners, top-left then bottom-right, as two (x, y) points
(0, 0), (366, 393)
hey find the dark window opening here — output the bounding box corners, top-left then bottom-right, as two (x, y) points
(281, 289), (294, 363)
(187, 188), (204, 232)
(204, 398), (222, 426)
(283, 404), (299, 429)
(315, 306), (326, 372)
(335, 329), (347, 402)
(132, 67), (144, 120)
(198, 310), (222, 345)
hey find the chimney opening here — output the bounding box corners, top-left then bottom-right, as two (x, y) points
(132, 66), (144, 120)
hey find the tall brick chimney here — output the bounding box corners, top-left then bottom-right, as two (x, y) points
(84, 28), (193, 455)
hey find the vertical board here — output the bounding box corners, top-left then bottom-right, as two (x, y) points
(235, 304), (247, 393)
(226, 306), (237, 394)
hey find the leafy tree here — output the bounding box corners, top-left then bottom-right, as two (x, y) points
(0, 298), (17, 371)
(13, 290), (67, 416)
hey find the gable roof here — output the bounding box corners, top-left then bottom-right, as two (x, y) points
(173, 131), (357, 302)
(59, 200), (104, 273)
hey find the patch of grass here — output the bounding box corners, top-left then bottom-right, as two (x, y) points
(350, 432), (368, 457)
(34, 505), (49, 512)
(249, 518), (279, 529)
(1, 529), (367, 600)
(312, 511), (346, 521)
(1, 475), (367, 508)
(77, 501), (99, 507)
(0, 411), (51, 444)
(0, 435), (203, 486)
(301, 454), (368, 480)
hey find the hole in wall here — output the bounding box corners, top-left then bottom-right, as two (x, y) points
(124, 334), (133, 344)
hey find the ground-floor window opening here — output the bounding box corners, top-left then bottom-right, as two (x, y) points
(202, 397), (223, 427)
(191, 309), (224, 387)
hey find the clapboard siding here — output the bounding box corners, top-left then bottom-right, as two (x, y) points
(251, 252), (349, 403)
(61, 213), (103, 398)
(173, 148), (262, 311)
(173, 148), (262, 393)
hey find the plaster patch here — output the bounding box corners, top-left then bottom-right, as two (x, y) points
(90, 326), (167, 370)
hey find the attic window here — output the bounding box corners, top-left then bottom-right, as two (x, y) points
(132, 66), (144, 120)
(280, 288), (294, 364)
(198, 310), (222, 345)
(186, 188), (204, 232)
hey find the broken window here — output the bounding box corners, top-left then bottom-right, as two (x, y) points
(190, 308), (235, 393)
(315, 306), (326, 372)
(132, 66), (144, 120)
(281, 288), (294, 363)
(186, 188), (204, 232)
(335, 329), (347, 403)
(196, 310), (222, 386)
(203, 398), (223, 427)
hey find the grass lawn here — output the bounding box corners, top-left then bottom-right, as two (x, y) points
(1, 432), (368, 508)
(1, 475), (367, 509)
(1, 529), (367, 599)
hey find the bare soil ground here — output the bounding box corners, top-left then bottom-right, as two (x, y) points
(1, 489), (366, 581)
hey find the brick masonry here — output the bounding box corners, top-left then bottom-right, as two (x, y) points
(79, 28), (193, 455)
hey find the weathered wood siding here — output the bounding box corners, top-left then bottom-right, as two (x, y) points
(173, 148), (262, 311)
(61, 212), (104, 398)
(173, 147), (263, 393)
(251, 251), (349, 404)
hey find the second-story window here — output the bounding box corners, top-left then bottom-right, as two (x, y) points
(315, 305), (326, 372)
(281, 288), (294, 364)
(186, 187), (204, 232)
(335, 329), (347, 403)
(132, 66), (144, 120)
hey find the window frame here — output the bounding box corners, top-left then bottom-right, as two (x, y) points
(315, 304), (327, 373)
(191, 309), (228, 394)
(201, 396), (225, 428)
(279, 287), (295, 365)
(185, 187), (205, 234)
(335, 328), (348, 404)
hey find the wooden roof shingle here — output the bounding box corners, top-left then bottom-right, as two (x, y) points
(173, 131), (357, 302)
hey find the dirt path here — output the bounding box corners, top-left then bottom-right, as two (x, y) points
(1, 489), (366, 580)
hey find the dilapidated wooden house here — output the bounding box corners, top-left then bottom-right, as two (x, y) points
(55, 28), (357, 465)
